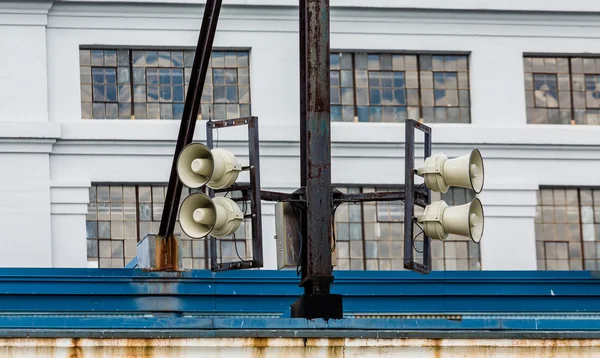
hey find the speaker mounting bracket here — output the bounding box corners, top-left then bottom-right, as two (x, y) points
(403, 119), (433, 275)
(205, 116), (264, 272)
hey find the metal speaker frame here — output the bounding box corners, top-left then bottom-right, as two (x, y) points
(204, 117), (263, 272)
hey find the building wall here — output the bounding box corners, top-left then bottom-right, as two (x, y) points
(1, 0), (599, 269)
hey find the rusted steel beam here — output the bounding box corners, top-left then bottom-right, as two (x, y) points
(333, 189), (429, 207)
(157, 0), (222, 270)
(291, 0), (343, 320)
(260, 189), (306, 203)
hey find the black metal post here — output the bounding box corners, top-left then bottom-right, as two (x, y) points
(403, 120), (416, 270)
(403, 119), (433, 274)
(247, 117), (264, 267)
(291, 0), (343, 320)
(206, 120), (217, 271)
(158, 0), (222, 250)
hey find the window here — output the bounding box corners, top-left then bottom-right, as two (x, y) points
(79, 49), (250, 120)
(524, 56), (600, 125)
(535, 187), (600, 270)
(330, 53), (471, 123)
(334, 186), (480, 271)
(86, 184), (251, 268)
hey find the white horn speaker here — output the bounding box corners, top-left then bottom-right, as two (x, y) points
(416, 149), (485, 194)
(177, 143), (242, 189)
(416, 197), (484, 243)
(179, 193), (244, 239)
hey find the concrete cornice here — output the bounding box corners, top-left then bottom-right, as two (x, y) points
(52, 121), (600, 160)
(47, 1), (600, 38)
(50, 180), (91, 215)
(51, 0), (600, 14)
(0, 0), (54, 26)
(0, 122), (61, 154)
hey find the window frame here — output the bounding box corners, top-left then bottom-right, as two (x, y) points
(86, 183), (253, 269)
(333, 184), (481, 271)
(524, 53), (600, 125)
(79, 47), (252, 121)
(535, 186), (600, 270)
(329, 51), (472, 124)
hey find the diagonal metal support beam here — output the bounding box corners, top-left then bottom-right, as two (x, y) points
(157, 0), (223, 270)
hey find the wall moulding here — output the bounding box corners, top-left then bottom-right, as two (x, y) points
(50, 180), (91, 215)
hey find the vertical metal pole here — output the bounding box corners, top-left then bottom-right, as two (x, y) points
(298, 0), (308, 283)
(291, 0), (342, 320)
(423, 131), (432, 269)
(206, 121), (217, 271)
(159, 0), (222, 250)
(404, 119), (432, 273)
(403, 121), (415, 269)
(248, 117), (264, 267)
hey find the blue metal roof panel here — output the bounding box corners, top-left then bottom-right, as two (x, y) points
(0, 268), (599, 337)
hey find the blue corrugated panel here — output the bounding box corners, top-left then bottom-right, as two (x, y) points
(0, 269), (598, 335)
(0, 269), (597, 315)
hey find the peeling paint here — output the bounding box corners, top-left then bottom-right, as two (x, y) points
(1, 338), (600, 357)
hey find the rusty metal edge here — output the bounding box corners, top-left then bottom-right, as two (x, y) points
(2, 329), (600, 340)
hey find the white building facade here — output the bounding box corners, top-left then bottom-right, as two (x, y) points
(1, 0), (599, 271)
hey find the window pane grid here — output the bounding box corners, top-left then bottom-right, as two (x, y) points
(525, 56), (600, 125)
(534, 187), (600, 270)
(80, 48), (250, 120)
(86, 184), (252, 269)
(81, 49), (132, 120)
(330, 53), (470, 123)
(334, 186), (479, 271)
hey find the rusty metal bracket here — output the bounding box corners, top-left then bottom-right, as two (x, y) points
(261, 187), (306, 205)
(332, 188), (429, 207)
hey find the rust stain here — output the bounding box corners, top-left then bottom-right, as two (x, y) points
(250, 337), (269, 358)
(4, 337), (600, 357)
(427, 338), (442, 358)
(68, 338), (83, 358)
(327, 338), (345, 358)
(152, 235), (180, 272)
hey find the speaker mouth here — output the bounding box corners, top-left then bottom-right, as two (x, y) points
(469, 149), (485, 194)
(468, 197), (484, 243)
(179, 193), (217, 239)
(177, 143), (215, 189)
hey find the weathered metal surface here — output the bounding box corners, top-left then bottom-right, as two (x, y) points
(293, 0), (341, 320)
(275, 202), (301, 270)
(404, 119), (433, 274)
(137, 234), (182, 271)
(5, 315), (600, 333)
(1, 270), (600, 315)
(158, 0), (222, 269)
(247, 117), (264, 269)
(333, 189), (429, 207)
(1, 338), (599, 357)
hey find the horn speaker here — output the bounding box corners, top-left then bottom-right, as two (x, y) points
(417, 149), (484, 194)
(179, 193), (244, 239)
(177, 143), (242, 189)
(417, 198), (484, 243)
